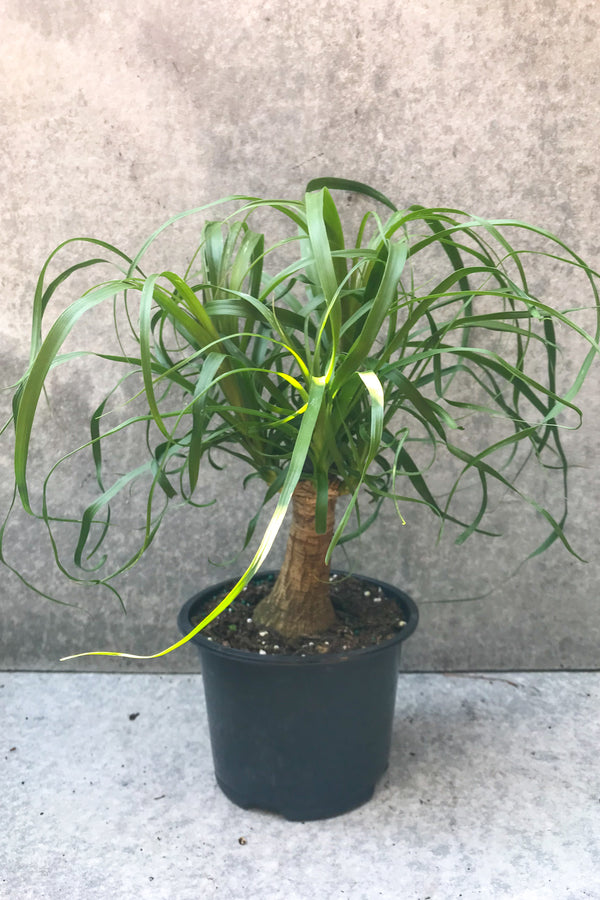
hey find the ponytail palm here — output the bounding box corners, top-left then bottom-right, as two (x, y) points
(4, 178), (599, 658)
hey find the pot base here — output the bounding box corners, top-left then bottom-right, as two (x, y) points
(215, 773), (381, 821)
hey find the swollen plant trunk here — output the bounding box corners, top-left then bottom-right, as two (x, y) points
(253, 479), (340, 639)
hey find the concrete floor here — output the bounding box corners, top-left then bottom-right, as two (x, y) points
(2, 672), (599, 900)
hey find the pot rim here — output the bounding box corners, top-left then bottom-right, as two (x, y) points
(178, 570), (418, 666)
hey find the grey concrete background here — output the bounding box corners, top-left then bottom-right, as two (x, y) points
(1, 0), (599, 671)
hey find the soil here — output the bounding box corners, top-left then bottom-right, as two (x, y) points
(190, 572), (409, 656)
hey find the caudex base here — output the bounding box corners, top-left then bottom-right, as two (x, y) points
(252, 480), (340, 639)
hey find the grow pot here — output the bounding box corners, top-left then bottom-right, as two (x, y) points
(178, 571), (418, 821)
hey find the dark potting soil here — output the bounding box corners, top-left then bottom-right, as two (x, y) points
(190, 573), (409, 656)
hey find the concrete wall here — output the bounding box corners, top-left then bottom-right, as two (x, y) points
(1, 0), (599, 672)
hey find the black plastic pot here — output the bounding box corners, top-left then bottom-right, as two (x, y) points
(178, 571), (418, 821)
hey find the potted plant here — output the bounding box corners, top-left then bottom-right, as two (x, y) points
(2, 178), (599, 819)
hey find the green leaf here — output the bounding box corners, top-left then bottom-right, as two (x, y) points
(332, 237), (408, 392)
(306, 177), (398, 212)
(14, 280), (136, 512)
(326, 371), (384, 561)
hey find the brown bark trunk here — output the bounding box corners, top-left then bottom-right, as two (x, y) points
(253, 479), (339, 638)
